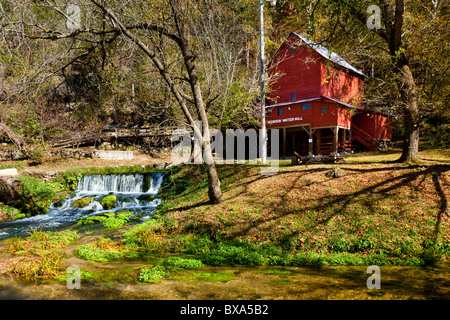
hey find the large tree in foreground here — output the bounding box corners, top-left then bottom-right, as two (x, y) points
(89, 0), (224, 203)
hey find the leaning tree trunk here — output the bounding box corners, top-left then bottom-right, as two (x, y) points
(170, 0), (223, 204)
(0, 122), (32, 159)
(90, 0), (223, 204)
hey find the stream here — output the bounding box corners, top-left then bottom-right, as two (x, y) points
(0, 172), (165, 240)
(0, 263), (449, 300)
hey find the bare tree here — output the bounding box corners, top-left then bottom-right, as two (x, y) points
(86, 0), (224, 203)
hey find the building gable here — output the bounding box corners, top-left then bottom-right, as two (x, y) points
(268, 32), (365, 107)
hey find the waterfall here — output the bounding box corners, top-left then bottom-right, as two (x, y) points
(77, 172), (164, 193)
(0, 172), (165, 240)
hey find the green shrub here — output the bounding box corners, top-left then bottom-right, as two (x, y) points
(420, 240), (441, 266)
(163, 257), (204, 269)
(77, 212), (115, 225)
(59, 170), (84, 191)
(116, 210), (133, 220)
(17, 176), (65, 215)
(77, 215), (108, 225)
(324, 253), (366, 266)
(290, 252), (325, 266)
(260, 242), (283, 257)
(122, 219), (167, 253)
(199, 240), (266, 266)
(102, 217), (128, 228)
(0, 204), (22, 219)
(139, 265), (167, 283)
(30, 147), (46, 165)
(183, 236), (214, 255)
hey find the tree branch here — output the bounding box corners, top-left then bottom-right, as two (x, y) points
(89, 0), (197, 128)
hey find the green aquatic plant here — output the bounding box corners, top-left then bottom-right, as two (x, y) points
(139, 265), (167, 283)
(163, 257), (204, 270)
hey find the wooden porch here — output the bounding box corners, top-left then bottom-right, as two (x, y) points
(278, 125), (353, 158)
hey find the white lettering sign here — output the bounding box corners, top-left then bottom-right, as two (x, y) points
(268, 117), (303, 125)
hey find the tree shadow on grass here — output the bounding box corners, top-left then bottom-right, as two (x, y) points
(162, 161), (449, 257)
(222, 163), (450, 250)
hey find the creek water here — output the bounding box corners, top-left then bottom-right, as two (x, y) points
(0, 263), (449, 300)
(0, 172), (165, 240)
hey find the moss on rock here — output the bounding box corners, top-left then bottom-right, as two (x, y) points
(101, 195), (117, 210)
(137, 194), (156, 201)
(77, 212), (115, 225)
(72, 197), (94, 208)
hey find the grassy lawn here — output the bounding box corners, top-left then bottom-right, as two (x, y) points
(151, 148), (450, 266)
(1, 148), (449, 284)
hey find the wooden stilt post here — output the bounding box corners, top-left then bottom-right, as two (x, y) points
(301, 126), (313, 155)
(308, 127), (313, 154)
(343, 129), (347, 151)
(292, 130), (296, 156)
(317, 129), (321, 154)
(334, 126), (339, 155)
(349, 127), (353, 150)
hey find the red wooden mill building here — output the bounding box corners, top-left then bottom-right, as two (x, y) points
(266, 32), (392, 158)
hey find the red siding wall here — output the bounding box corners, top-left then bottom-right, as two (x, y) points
(337, 106), (353, 128)
(268, 35), (323, 105)
(353, 110), (393, 139)
(268, 32), (365, 108)
(321, 64), (364, 106)
(266, 102), (356, 129)
(267, 103), (313, 128)
(311, 103), (338, 127)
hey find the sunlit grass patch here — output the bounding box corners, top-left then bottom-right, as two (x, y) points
(1, 253), (64, 282)
(139, 265), (167, 283)
(6, 229), (79, 256)
(75, 236), (127, 262)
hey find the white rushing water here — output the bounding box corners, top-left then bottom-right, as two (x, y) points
(0, 172), (165, 240)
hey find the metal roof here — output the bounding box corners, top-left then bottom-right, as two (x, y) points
(291, 32), (367, 78)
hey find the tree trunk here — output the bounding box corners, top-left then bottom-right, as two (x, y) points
(170, 0), (223, 204)
(0, 122), (32, 159)
(382, 0), (420, 163)
(203, 150), (223, 204)
(0, 177), (23, 205)
(396, 63), (420, 163)
(91, 0), (223, 204)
